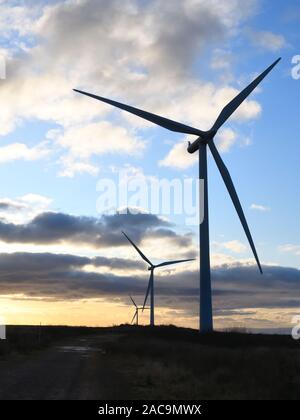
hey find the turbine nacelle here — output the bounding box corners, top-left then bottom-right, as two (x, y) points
(187, 130), (217, 154)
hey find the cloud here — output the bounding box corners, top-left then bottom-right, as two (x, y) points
(248, 30), (287, 52)
(215, 128), (237, 153)
(159, 127), (247, 170)
(279, 244), (300, 257)
(0, 252), (145, 300)
(51, 122), (145, 177)
(20, 193), (52, 207)
(213, 240), (248, 254)
(0, 0), (261, 175)
(0, 142), (50, 164)
(0, 210), (196, 254)
(58, 156), (99, 178)
(159, 138), (198, 170)
(0, 194), (53, 224)
(250, 203), (270, 212)
(0, 200), (25, 212)
(0, 251), (299, 318)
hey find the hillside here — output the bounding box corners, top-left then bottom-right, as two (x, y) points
(0, 325), (299, 400)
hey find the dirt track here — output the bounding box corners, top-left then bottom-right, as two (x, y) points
(0, 334), (125, 400)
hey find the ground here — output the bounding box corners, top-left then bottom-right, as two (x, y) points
(0, 325), (299, 400)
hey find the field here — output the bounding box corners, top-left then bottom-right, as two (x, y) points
(0, 325), (299, 400)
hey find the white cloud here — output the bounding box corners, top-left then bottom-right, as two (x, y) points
(50, 122), (145, 177)
(213, 240), (248, 254)
(215, 128), (237, 152)
(0, 142), (50, 163)
(53, 122), (144, 160)
(20, 193), (52, 207)
(249, 30), (286, 52)
(0, 0), (261, 176)
(211, 85), (261, 123)
(250, 203), (270, 212)
(159, 127), (246, 170)
(159, 138), (198, 170)
(0, 193), (53, 224)
(279, 244), (300, 256)
(58, 156), (99, 178)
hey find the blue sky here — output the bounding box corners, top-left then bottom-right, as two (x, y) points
(0, 0), (299, 329)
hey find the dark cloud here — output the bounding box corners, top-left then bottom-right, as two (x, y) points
(0, 201), (25, 212)
(0, 251), (299, 317)
(0, 252), (146, 301)
(0, 210), (193, 250)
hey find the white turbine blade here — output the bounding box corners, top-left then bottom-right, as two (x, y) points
(143, 270), (153, 311)
(211, 58), (281, 132)
(209, 141), (263, 274)
(129, 295), (137, 308)
(155, 259), (195, 268)
(73, 89), (204, 137)
(122, 231), (153, 266)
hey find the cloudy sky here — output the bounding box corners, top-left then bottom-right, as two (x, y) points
(0, 0), (299, 331)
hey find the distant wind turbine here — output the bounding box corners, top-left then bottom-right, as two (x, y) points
(129, 295), (149, 326)
(74, 57), (281, 332)
(123, 232), (194, 327)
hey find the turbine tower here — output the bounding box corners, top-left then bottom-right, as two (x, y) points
(123, 232), (194, 327)
(129, 295), (149, 326)
(74, 58), (281, 332)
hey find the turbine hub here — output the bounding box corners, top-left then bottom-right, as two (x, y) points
(187, 130), (216, 154)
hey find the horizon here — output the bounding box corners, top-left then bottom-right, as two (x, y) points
(2, 323), (294, 336)
(0, 0), (299, 332)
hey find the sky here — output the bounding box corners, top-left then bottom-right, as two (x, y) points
(0, 0), (299, 332)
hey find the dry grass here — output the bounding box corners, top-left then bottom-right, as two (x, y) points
(0, 325), (107, 356)
(105, 326), (300, 400)
(2, 325), (299, 400)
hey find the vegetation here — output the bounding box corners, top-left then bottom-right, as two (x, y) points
(105, 325), (300, 400)
(1, 324), (299, 400)
(0, 325), (107, 356)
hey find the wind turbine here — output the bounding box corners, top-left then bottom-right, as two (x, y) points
(129, 295), (149, 326)
(74, 57), (281, 332)
(123, 232), (194, 327)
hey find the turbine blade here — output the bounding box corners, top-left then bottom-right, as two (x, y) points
(122, 231), (153, 266)
(73, 89), (204, 137)
(211, 58), (281, 132)
(155, 259), (195, 268)
(143, 270), (153, 311)
(129, 295), (137, 308)
(131, 311), (137, 325)
(209, 141), (263, 274)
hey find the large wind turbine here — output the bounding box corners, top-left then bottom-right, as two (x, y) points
(74, 58), (281, 332)
(123, 232), (194, 327)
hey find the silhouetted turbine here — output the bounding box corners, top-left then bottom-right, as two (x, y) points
(123, 232), (194, 327)
(74, 57), (281, 332)
(129, 295), (149, 326)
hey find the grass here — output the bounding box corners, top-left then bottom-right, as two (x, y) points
(1, 324), (299, 400)
(104, 325), (300, 400)
(0, 325), (108, 356)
